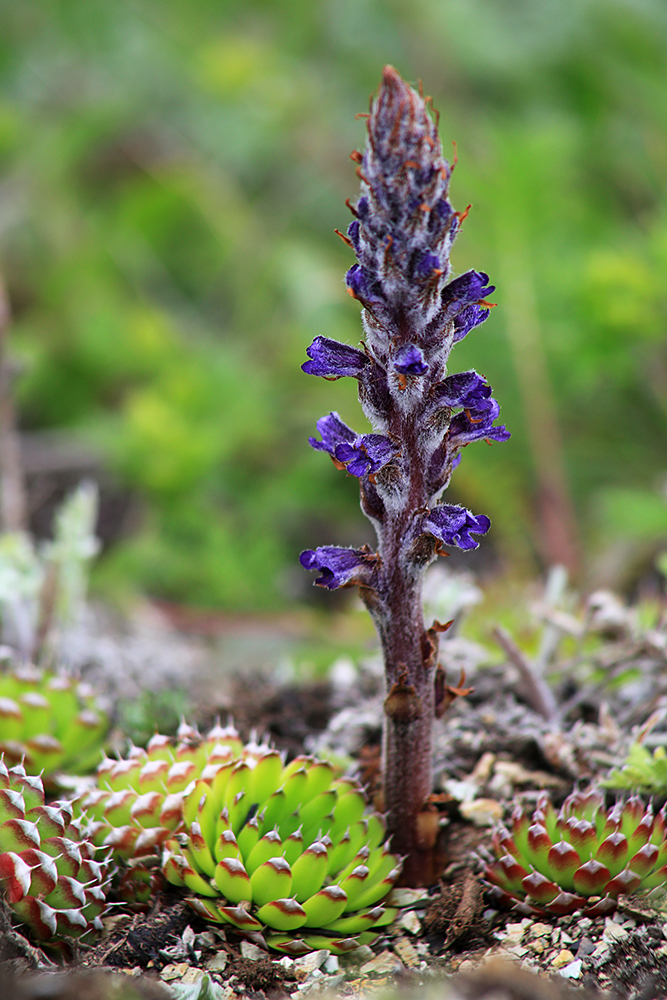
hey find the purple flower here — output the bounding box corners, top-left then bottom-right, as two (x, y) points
(447, 398), (510, 448)
(309, 412), (398, 477)
(420, 504), (491, 550)
(393, 345), (428, 376)
(453, 303), (492, 342)
(433, 370), (494, 409)
(302, 336), (368, 379)
(439, 271), (495, 325)
(299, 545), (378, 589)
(345, 264), (384, 309)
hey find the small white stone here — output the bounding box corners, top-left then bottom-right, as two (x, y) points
(205, 952), (228, 972)
(559, 959), (582, 980)
(397, 909), (422, 935)
(528, 922), (552, 938)
(360, 950), (404, 976)
(551, 949), (575, 969)
(294, 950), (330, 975)
(240, 941), (266, 961)
(459, 797), (504, 826)
(603, 918), (628, 943)
(323, 956), (339, 974)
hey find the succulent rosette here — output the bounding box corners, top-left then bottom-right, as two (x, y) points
(75, 720), (237, 860)
(485, 789), (667, 917)
(0, 665), (107, 780)
(160, 741), (401, 955)
(0, 756), (108, 944)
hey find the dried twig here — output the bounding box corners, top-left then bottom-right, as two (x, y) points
(492, 624), (558, 721)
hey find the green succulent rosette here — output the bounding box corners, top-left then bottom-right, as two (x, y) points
(0, 756), (108, 944)
(160, 738), (401, 955)
(76, 721), (244, 860)
(0, 666), (108, 780)
(485, 788), (667, 917)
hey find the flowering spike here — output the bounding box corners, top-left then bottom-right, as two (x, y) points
(298, 68), (509, 870)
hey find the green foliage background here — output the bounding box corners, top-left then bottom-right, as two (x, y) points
(1, 0), (666, 609)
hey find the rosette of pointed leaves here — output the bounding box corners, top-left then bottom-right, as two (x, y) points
(161, 744), (401, 955)
(602, 743), (667, 795)
(75, 720), (243, 860)
(0, 666), (107, 780)
(0, 756), (108, 944)
(485, 789), (667, 917)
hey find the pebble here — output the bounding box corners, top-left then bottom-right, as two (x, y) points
(240, 941), (266, 961)
(558, 959), (583, 980)
(503, 919), (531, 944)
(348, 945), (374, 963)
(180, 968), (205, 985)
(205, 952), (228, 972)
(603, 918), (628, 943)
(293, 950), (330, 975)
(360, 950), (405, 976)
(397, 909), (422, 935)
(576, 936), (596, 957)
(528, 922), (552, 938)
(459, 797), (504, 826)
(551, 949), (575, 969)
(160, 963), (190, 981)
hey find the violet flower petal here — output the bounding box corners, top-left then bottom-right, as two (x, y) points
(310, 413), (397, 477)
(335, 434), (398, 477)
(308, 411), (356, 457)
(393, 344), (428, 376)
(299, 546), (378, 589)
(440, 271), (495, 326)
(453, 303), (491, 342)
(448, 401), (511, 447)
(420, 504), (491, 550)
(302, 336), (369, 379)
(433, 370), (493, 409)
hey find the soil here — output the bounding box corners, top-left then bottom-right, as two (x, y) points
(3, 592), (667, 1000)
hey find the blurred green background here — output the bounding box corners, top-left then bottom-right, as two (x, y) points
(1, 0), (666, 612)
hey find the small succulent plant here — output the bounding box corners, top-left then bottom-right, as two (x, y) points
(161, 742), (401, 955)
(75, 720), (227, 860)
(485, 789), (667, 917)
(602, 742), (667, 795)
(78, 721), (402, 954)
(0, 665), (108, 780)
(0, 756), (108, 944)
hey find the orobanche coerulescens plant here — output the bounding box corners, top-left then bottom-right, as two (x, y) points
(77, 721), (401, 955)
(300, 66), (509, 875)
(485, 789), (667, 917)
